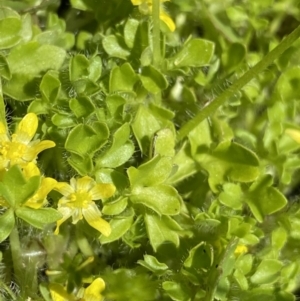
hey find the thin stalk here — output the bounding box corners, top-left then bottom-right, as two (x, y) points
(0, 79), (7, 129)
(152, 0), (161, 68)
(177, 25), (300, 141)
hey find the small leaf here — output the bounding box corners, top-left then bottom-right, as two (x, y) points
(69, 96), (95, 118)
(140, 65), (168, 93)
(65, 123), (109, 156)
(219, 183), (243, 209)
(162, 281), (191, 301)
(102, 35), (130, 59)
(0, 208), (15, 243)
(40, 71), (61, 102)
(124, 18), (139, 49)
(109, 63), (138, 93)
(102, 197), (128, 215)
(0, 17), (22, 49)
(250, 259), (283, 284)
(131, 185), (181, 216)
(138, 255), (168, 274)
(15, 207), (62, 229)
(144, 214), (182, 251)
(168, 38), (214, 68)
(52, 113), (76, 128)
(0, 54), (11, 80)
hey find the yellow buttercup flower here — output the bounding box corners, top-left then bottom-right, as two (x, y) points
(0, 113), (55, 170)
(131, 0), (176, 32)
(54, 176), (116, 236)
(23, 162), (57, 209)
(234, 244), (248, 256)
(49, 277), (105, 301)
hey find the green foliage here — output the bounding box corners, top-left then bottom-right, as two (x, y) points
(0, 0), (300, 300)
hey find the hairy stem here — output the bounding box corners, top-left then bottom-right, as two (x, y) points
(177, 25), (300, 141)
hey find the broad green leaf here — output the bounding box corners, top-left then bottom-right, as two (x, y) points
(102, 35), (130, 59)
(0, 17), (22, 49)
(40, 72), (61, 102)
(96, 123), (134, 168)
(95, 169), (129, 192)
(144, 214), (181, 251)
(0, 208), (15, 243)
(189, 119), (212, 155)
(153, 129), (175, 157)
(168, 38), (214, 68)
(222, 42), (246, 73)
(219, 183), (243, 209)
(234, 269), (248, 290)
(196, 141), (260, 192)
(250, 259), (283, 284)
(65, 123), (109, 156)
(162, 281), (191, 301)
(15, 207), (62, 229)
(127, 155), (173, 187)
(124, 18), (139, 49)
(102, 197), (128, 215)
(52, 113), (77, 128)
(69, 96), (95, 118)
(184, 242), (214, 270)
(0, 165), (40, 207)
(235, 254), (253, 275)
(140, 65), (168, 93)
(4, 41), (66, 100)
(245, 175), (288, 222)
(137, 255), (168, 274)
(109, 63), (138, 93)
(99, 212), (134, 244)
(272, 227), (287, 250)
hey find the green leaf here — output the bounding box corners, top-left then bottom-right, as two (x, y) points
(109, 63), (138, 93)
(131, 185), (181, 216)
(40, 71), (61, 102)
(153, 128), (175, 157)
(51, 113), (76, 128)
(222, 42), (246, 73)
(196, 141), (260, 192)
(65, 123), (109, 156)
(140, 65), (168, 93)
(137, 255), (168, 274)
(69, 96), (95, 118)
(184, 242), (214, 270)
(102, 35), (130, 59)
(0, 54), (11, 80)
(250, 259), (283, 284)
(168, 38), (214, 68)
(0, 165), (40, 207)
(95, 169), (129, 192)
(0, 208), (15, 243)
(0, 17), (22, 49)
(245, 175), (288, 222)
(124, 18), (139, 49)
(162, 281), (191, 301)
(15, 207), (62, 229)
(127, 155), (173, 187)
(102, 197), (128, 215)
(96, 123), (134, 168)
(219, 183), (243, 210)
(99, 212), (134, 244)
(67, 153), (94, 176)
(144, 214), (181, 251)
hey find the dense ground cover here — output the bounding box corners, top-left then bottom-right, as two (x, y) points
(0, 0), (300, 300)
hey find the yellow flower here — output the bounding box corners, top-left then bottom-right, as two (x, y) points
(234, 244), (248, 256)
(54, 176), (116, 236)
(23, 163), (57, 209)
(0, 113), (55, 170)
(49, 277), (106, 301)
(131, 0), (176, 32)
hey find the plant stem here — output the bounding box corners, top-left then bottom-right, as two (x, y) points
(0, 79), (7, 129)
(9, 226), (23, 293)
(152, 0), (161, 68)
(177, 25), (300, 141)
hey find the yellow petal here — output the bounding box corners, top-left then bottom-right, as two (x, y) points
(286, 128), (300, 144)
(131, 0), (143, 5)
(84, 278), (105, 301)
(76, 176), (94, 192)
(82, 204), (111, 236)
(160, 9), (175, 32)
(0, 122), (7, 135)
(49, 283), (75, 301)
(90, 183), (116, 200)
(55, 182), (74, 196)
(16, 113), (38, 141)
(234, 244), (248, 256)
(54, 207), (73, 234)
(24, 140), (56, 161)
(71, 208), (83, 224)
(22, 162), (40, 178)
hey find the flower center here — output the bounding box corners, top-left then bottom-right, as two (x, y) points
(69, 190), (92, 209)
(0, 141), (27, 165)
